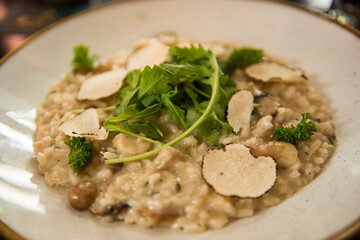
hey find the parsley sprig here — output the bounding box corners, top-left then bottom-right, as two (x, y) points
(64, 137), (93, 173)
(72, 44), (99, 72)
(273, 113), (317, 146)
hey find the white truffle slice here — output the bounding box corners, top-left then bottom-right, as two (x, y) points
(77, 68), (127, 100)
(201, 144), (277, 198)
(59, 109), (108, 140)
(126, 39), (170, 70)
(245, 62), (305, 83)
(227, 90), (254, 137)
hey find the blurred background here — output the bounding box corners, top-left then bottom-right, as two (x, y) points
(0, 0), (359, 58)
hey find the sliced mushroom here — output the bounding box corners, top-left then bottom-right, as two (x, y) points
(227, 90), (254, 137)
(201, 144), (277, 198)
(77, 68), (127, 100)
(249, 141), (298, 168)
(245, 62), (306, 83)
(59, 108), (108, 140)
(153, 146), (187, 170)
(255, 95), (281, 117)
(126, 39), (170, 70)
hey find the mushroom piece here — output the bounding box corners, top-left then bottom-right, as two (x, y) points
(255, 95), (281, 117)
(245, 62), (306, 83)
(112, 133), (151, 156)
(227, 90), (254, 137)
(126, 39), (170, 70)
(77, 68), (127, 100)
(68, 181), (97, 210)
(153, 146), (187, 170)
(249, 141), (298, 168)
(59, 108), (108, 140)
(201, 144), (277, 198)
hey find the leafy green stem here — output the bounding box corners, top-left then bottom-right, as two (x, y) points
(71, 104), (116, 114)
(105, 54), (220, 164)
(104, 122), (165, 146)
(188, 83), (211, 98)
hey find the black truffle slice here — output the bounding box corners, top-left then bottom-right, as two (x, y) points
(201, 144), (277, 198)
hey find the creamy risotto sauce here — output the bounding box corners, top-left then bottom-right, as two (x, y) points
(33, 36), (336, 232)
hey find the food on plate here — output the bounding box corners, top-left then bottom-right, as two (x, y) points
(33, 34), (336, 232)
(201, 144), (277, 198)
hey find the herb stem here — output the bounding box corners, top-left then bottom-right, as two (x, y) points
(105, 54), (220, 164)
(105, 122), (165, 146)
(71, 104), (116, 114)
(188, 83), (211, 98)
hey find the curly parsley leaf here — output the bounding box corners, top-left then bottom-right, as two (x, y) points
(71, 44), (99, 72)
(222, 47), (263, 75)
(64, 137), (93, 173)
(273, 113), (317, 146)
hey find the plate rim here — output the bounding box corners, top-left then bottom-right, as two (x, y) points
(0, 0), (359, 239)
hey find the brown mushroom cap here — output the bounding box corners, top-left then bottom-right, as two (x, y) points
(201, 144), (277, 198)
(245, 62), (305, 83)
(59, 108), (108, 140)
(227, 90), (254, 137)
(77, 68), (127, 100)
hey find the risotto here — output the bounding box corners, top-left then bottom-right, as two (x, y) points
(32, 35), (336, 232)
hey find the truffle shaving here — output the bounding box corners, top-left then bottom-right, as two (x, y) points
(126, 39), (170, 70)
(201, 144), (277, 198)
(245, 62), (305, 82)
(227, 90), (254, 137)
(77, 68), (127, 100)
(59, 108), (108, 140)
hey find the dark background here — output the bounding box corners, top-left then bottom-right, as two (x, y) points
(0, 0), (359, 58)
(0, 0), (359, 239)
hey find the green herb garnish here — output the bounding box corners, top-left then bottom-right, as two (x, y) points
(105, 45), (236, 164)
(273, 113), (317, 146)
(64, 137), (93, 173)
(72, 44), (99, 72)
(221, 47), (264, 75)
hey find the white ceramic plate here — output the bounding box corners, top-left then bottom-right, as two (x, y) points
(0, 0), (359, 239)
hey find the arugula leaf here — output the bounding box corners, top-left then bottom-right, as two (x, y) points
(273, 113), (317, 146)
(106, 52), (221, 164)
(138, 65), (177, 99)
(159, 90), (187, 130)
(197, 117), (221, 145)
(222, 47), (263, 74)
(116, 87), (139, 115)
(108, 103), (162, 122)
(71, 44), (99, 72)
(64, 137), (92, 173)
(124, 69), (141, 88)
(128, 120), (164, 139)
(161, 63), (212, 82)
(169, 44), (211, 66)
